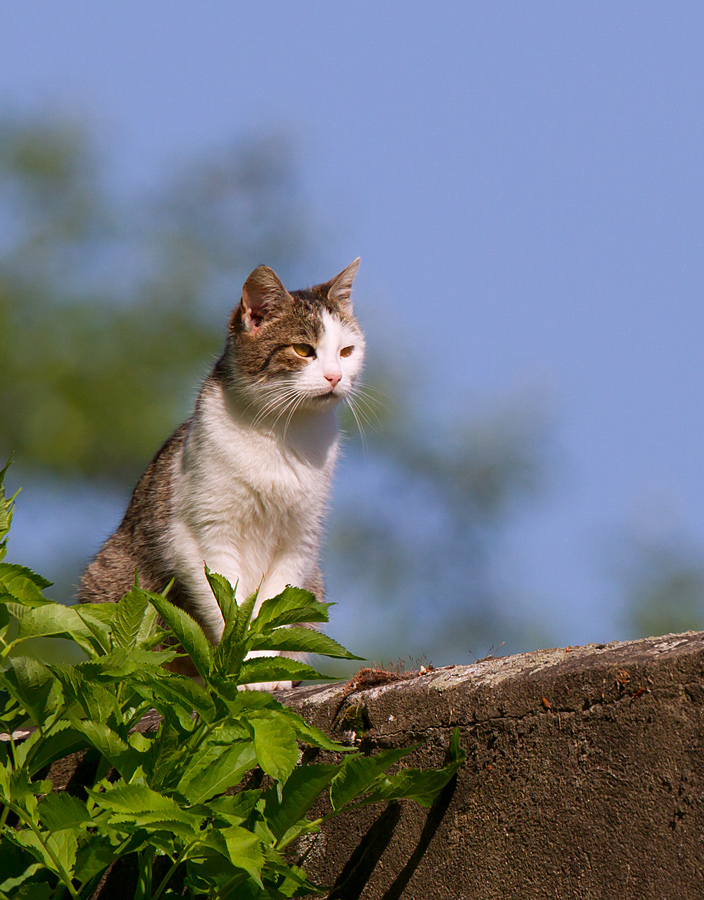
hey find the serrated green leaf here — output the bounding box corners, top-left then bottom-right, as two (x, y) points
(0, 563), (52, 606)
(52, 665), (120, 724)
(73, 602), (116, 625)
(11, 603), (100, 656)
(213, 579), (246, 677)
(235, 589), (258, 639)
(0, 459), (14, 555)
(250, 715), (299, 785)
(89, 781), (205, 832)
(128, 731), (152, 753)
(10, 727), (45, 772)
(204, 790), (261, 826)
(261, 855), (320, 897)
(73, 835), (121, 883)
(73, 607), (113, 655)
(250, 588), (330, 633)
(0, 656), (60, 726)
(220, 687), (280, 718)
(135, 601), (161, 647)
(205, 567), (237, 623)
(0, 841), (42, 893)
(15, 602), (79, 639)
(202, 825), (264, 886)
(46, 828), (79, 875)
(283, 712), (348, 753)
(264, 764), (339, 841)
(357, 727), (465, 809)
(133, 672), (216, 724)
(2, 883), (53, 900)
(237, 656), (332, 686)
(3, 766), (39, 816)
(354, 733), (466, 809)
(330, 746), (415, 811)
(206, 720), (250, 743)
(178, 741), (258, 805)
(13, 828), (77, 879)
(111, 587), (149, 651)
(79, 647), (175, 681)
(139, 716), (184, 790)
(38, 791), (92, 831)
(14, 721), (86, 775)
(145, 590), (212, 680)
(0, 603), (11, 641)
(359, 764), (460, 808)
(184, 855), (247, 895)
(249, 626), (362, 660)
(215, 587), (259, 679)
(237, 688), (283, 708)
(70, 720), (140, 780)
(0, 761), (10, 799)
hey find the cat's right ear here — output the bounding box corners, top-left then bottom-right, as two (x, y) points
(233, 265), (291, 334)
(326, 258), (360, 312)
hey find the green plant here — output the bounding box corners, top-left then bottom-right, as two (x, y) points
(0, 464), (464, 898)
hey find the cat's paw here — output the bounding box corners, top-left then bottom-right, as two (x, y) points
(241, 680), (293, 692)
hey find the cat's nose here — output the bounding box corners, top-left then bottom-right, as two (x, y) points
(324, 370), (342, 388)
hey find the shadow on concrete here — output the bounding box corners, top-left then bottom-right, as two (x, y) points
(380, 774), (458, 900)
(327, 774), (459, 900)
(327, 802), (403, 899)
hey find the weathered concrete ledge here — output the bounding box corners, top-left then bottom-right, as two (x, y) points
(287, 632), (704, 899)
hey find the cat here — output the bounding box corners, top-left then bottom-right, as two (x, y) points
(78, 259), (364, 685)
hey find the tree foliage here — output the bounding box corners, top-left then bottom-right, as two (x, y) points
(0, 114), (309, 481)
(618, 535), (704, 638)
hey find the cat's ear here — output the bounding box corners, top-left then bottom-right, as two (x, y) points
(326, 258), (360, 312)
(236, 265), (291, 333)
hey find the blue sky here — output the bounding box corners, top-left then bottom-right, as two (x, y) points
(2, 3), (704, 654)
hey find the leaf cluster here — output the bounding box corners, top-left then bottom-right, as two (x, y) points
(0, 465), (464, 898)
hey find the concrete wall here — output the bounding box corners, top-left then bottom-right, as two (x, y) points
(289, 632), (704, 899)
(35, 631), (704, 898)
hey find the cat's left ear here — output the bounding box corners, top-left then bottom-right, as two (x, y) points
(326, 258), (360, 312)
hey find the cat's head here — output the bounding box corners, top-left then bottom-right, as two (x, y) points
(223, 260), (365, 420)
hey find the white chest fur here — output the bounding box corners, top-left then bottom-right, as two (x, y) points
(168, 381), (339, 643)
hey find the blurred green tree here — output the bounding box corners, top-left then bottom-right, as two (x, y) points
(0, 114), (309, 481)
(619, 536), (704, 638)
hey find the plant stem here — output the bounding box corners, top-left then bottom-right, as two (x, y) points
(17, 806), (82, 900)
(136, 845), (154, 900)
(151, 840), (200, 900)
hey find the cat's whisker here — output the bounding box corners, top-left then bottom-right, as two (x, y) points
(344, 396), (368, 451)
(347, 385), (383, 430)
(351, 385), (388, 418)
(282, 393), (308, 440)
(354, 382), (392, 405)
(267, 388), (300, 429)
(349, 395), (382, 430)
(253, 390), (296, 421)
(251, 386), (301, 430)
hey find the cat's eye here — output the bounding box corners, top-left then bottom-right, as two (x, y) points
(340, 346), (354, 358)
(293, 343), (315, 358)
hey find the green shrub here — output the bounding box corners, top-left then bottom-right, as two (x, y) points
(0, 463), (464, 898)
